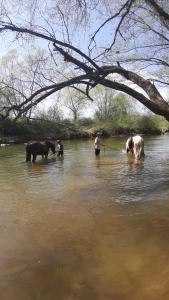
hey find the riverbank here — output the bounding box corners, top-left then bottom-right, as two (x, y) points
(0, 115), (167, 144)
(0, 127), (164, 145)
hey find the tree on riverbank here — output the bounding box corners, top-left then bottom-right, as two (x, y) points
(0, 48), (49, 119)
(63, 88), (88, 121)
(0, 1), (169, 120)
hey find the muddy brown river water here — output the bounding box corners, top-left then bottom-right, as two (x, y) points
(0, 135), (169, 299)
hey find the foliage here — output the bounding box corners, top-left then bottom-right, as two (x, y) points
(94, 87), (115, 121)
(63, 88), (88, 121)
(0, 111), (168, 143)
(133, 115), (167, 134)
(93, 113), (168, 135)
(77, 117), (94, 127)
(94, 91), (134, 129)
(35, 103), (63, 122)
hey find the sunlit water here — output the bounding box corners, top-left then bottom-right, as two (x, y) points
(1, 135), (169, 299)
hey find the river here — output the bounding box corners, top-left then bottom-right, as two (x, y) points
(0, 135), (169, 299)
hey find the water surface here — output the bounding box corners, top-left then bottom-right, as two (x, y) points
(0, 135), (169, 299)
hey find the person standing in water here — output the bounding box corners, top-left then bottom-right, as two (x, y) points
(94, 133), (102, 156)
(57, 140), (64, 158)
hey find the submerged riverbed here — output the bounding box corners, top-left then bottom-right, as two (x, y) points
(0, 135), (169, 299)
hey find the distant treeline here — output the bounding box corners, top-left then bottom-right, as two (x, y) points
(0, 114), (168, 143)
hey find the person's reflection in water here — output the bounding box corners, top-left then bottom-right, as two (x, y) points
(57, 155), (64, 174)
(94, 155), (103, 179)
(95, 155), (101, 167)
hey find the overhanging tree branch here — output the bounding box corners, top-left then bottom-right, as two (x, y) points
(0, 2), (169, 121)
(145, 0), (169, 29)
(0, 23), (100, 71)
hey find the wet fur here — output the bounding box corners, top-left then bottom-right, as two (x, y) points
(126, 135), (145, 159)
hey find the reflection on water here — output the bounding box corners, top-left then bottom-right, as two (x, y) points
(0, 136), (169, 299)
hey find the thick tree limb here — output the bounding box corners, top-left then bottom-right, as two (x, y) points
(96, 76), (169, 119)
(53, 43), (93, 73)
(145, 0), (169, 29)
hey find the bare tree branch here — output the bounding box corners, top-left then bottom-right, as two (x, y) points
(0, 23), (100, 70)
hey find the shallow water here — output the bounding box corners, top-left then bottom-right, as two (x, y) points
(0, 135), (169, 299)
